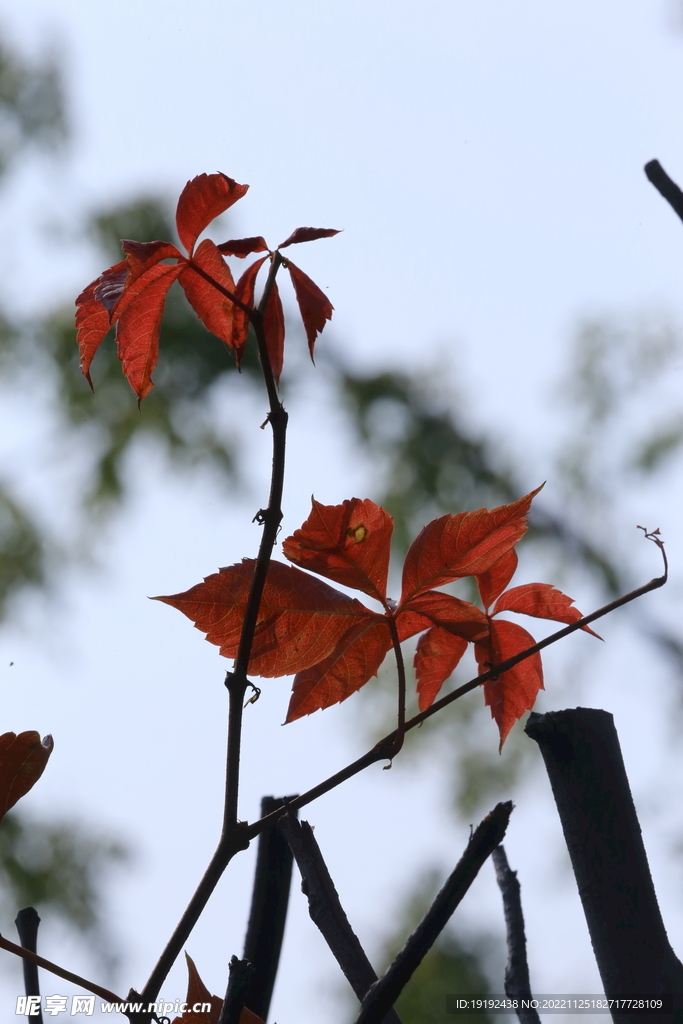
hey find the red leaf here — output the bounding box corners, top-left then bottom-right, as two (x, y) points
(475, 619), (543, 750)
(286, 618), (391, 721)
(493, 583), (601, 638)
(401, 486), (544, 604)
(286, 259), (334, 359)
(154, 559), (377, 678)
(121, 239), (183, 283)
(92, 261), (130, 313)
(176, 173), (249, 256)
(0, 731), (53, 823)
(75, 261), (127, 386)
(282, 497), (393, 602)
(180, 239), (237, 349)
(172, 953), (222, 1023)
(218, 236), (269, 258)
(263, 281), (285, 384)
(415, 628), (468, 711)
(400, 591), (488, 641)
(279, 226), (341, 248)
(232, 256), (268, 364)
(112, 261), (184, 400)
(477, 549), (518, 611)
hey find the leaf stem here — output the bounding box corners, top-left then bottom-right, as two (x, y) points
(387, 616), (406, 759)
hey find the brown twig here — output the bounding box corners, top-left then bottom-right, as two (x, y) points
(279, 813), (402, 1024)
(352, 802), (513, 1024)
(492, 846), (540, 1024)
(0, 933), (122, 1004)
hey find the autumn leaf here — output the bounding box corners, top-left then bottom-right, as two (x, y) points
(121, 239), (183, 282)
(172, 953), (222, 1023)
(0, 731), (53, 824)
(263, 281), (285, 384)
(283, 497), (394, 602)
(154, 559), (379, 679)
(286, 259), (334, 358)
(415, 628), (468, 712)
(75, 261), (126, 387)
(475, 620), (544, 751)
(286, 617), (392, 721)
(176, 173), (249, 257)
(232, 256), (268, 363)
(111, 261), (185, 401)
(279, 226), (341, 248)
(476, 549), (518, 612)
(401, 485), (544, 603)
(218, 236), (269, 258)
(471, 557), (599, 747)
(492, 583), (601, 637)
(160, 490), (557, 723)
(180, 239), (238, 348)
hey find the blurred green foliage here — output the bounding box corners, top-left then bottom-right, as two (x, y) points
(0, 812), (129, 970)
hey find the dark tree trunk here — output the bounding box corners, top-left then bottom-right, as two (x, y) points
(525, 708), (683, 1024)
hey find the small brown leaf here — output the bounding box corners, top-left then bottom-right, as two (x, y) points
(278, 226), (341, 248)
(286, 259), (334, 359)
(217, 237), (269, 258)
(0, 731), (53, 823)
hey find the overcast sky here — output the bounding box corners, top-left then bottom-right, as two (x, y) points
(0, 2), (682, 1020)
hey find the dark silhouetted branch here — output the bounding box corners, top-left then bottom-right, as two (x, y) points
(15, 908), (43, 1022)
(645, 160), (683, 224)
(0, 932), (121, 1003)
(279, 812), (402, 1024)
(526, 709), (683, 1021)
(491, 847), (539, 1024)
(353, 802), (513, 1024)
(218, 956), (255, 1024)
(242, 796), (298, 1021)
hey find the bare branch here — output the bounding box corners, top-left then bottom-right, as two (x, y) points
(0, 933), (121, 1004)
(645, 160), (683, 224)
(218, 956), (255, 1024)
(15, 908), (43, 1022)
(491, 847), (540, 1024)
(353, 802), (513, 1024)
(279, 812), (402, 1024)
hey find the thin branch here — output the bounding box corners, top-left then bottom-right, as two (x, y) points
(143, 253), (288, 1002)
(353, 802), (513, 1024)
(15, 908), (43, 1022)
(218, 956), (255, 1024)
(491, 846), (540, 1024)
(387, 616), (406, 759)
(644, 160), (683, 224)
(0, 933), (122, 1004)
(279, 813), (402, 1024)
(141, 828), (249, 1004)
(246, 556), (668, 841)
(224, 251), (286, 833)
